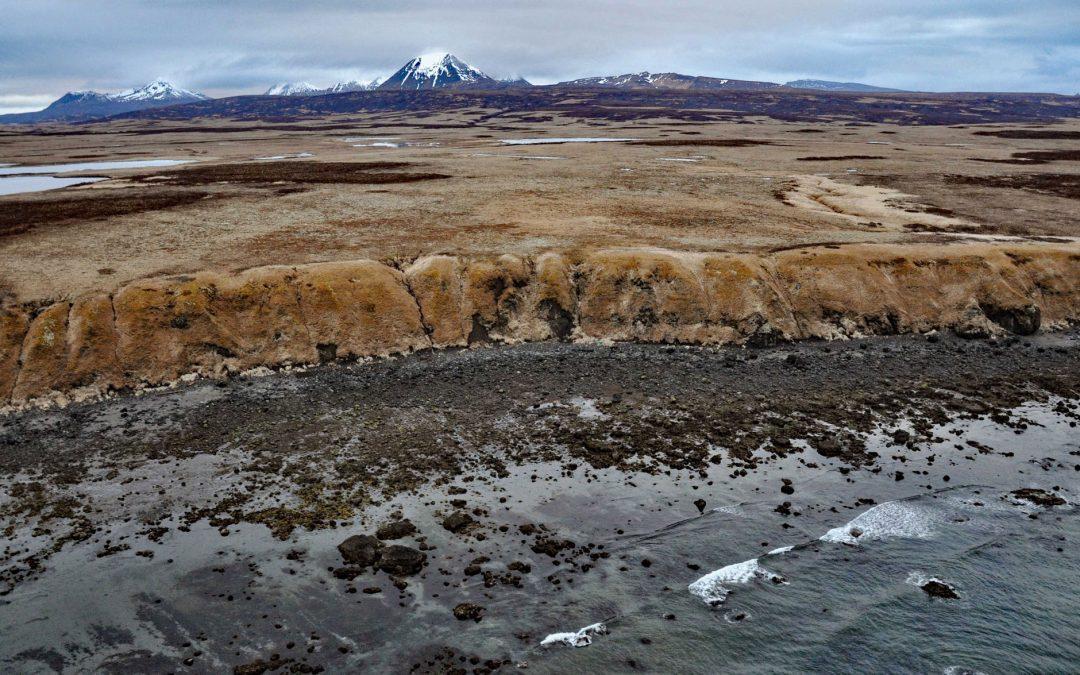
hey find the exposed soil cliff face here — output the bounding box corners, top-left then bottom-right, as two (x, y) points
(2, 243), (1077, 406)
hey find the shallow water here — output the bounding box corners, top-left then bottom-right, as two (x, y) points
(0, 394), (1075, 673)
(0, 175), (107, 195)
(0, 159), (192, 175)
(253, 152), (313, 160)
(0, 158), (194, 196)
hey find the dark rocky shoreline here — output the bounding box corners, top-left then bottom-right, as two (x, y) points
(0, 332), (1077, 672)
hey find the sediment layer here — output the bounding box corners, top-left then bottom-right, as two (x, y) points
(2, 243), (1077, 407)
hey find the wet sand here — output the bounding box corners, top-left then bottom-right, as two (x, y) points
(0, 332), (1077, 672)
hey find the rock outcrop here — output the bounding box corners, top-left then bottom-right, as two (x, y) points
(2, 243), (1077, 407)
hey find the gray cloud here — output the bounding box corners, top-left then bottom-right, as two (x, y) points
(1, 0), (1077, 110)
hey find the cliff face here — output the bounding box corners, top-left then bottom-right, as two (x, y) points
(2, 243), (1077, 407)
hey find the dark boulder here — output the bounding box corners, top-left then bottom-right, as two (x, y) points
(920, 579), (959, 599)
(980, 302), (1040, 336)
(453, 602), (485, 622)
(377, 545), (427, 576)
(376, 519), (417, 540)
(442, 511), (474, 533)
(337, 534), (384, 567)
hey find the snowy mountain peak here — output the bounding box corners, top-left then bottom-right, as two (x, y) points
(265, 82), (321, 96)
(325, 77), (383, 94)
(55, 90), (115, 104)
(115, 79), (208, 102)
(379, 52), (496, 90)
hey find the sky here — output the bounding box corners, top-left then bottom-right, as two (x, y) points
(1, 0), (1077, 113)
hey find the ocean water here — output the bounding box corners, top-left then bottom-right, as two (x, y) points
(0, 398), (1076, 673)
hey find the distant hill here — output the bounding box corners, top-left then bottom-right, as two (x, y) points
(558, 72), (781, 90)
(0, 79), (208, 124)
(784, 79), (908, 93)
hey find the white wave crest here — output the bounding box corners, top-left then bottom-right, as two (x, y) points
(540, 622), (608, 648)
(820, 500), (937, 545)
(688, 558), (787, 606)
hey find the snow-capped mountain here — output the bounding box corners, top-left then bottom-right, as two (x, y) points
(115, 78), (209, 102)
(500, 76), (532, 87)
(558, 72), (781, 90)
(264, 82), (322, 96)
(784, 79), (907, 93)
(263, 78), (383, 96)
(378, 53), (499, 90)
(325, 77), (383, 93)
(0, 79), (210, 124)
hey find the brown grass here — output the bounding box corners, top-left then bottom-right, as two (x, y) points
(0, 190), (212, 237)
(973, 149), (1080, 165)
(143, 161), (450, 186)
(973, 130), (1080, 140)
(796, 155), (887, 161)
(946, 173), (1080, 200)
(631, 139), (774, 147)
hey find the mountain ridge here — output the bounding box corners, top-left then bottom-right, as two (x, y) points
(0, 79), (207, 124)
(558, 71), (782, 91)
(784, 79), (908, 93)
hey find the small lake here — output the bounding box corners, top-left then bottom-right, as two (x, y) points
(0, 158), (193, 176)
(0, 175), (107, 196)
(0, 158), (193, 196)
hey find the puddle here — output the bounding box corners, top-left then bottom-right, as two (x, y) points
(353, 141), (440, 148)
(253, 152), (313, 161)
(500, 138), (638, 145)
(342, 137), (399, 143)
(470, 153), (566, 160)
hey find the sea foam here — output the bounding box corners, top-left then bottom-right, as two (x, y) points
(688, 558), (787, 606)
(540, 622), (608, 648)
(820, 500), (937, 545)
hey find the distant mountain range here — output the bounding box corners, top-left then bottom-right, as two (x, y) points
(558, 72), (781, 90)
(0, 78), (207, 123)
(265, 78), (383, 96)
(0, 55), (911, 125)
(784, 79), (908, 93)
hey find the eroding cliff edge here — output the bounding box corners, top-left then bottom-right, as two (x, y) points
(2, 243), (1077, 407)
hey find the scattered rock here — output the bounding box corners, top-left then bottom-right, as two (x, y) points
(332, 566), (363, 580)
(1009, 488), (1066, 507)
(453, 602), (485, 622)
(920, 579), (960, 599)
(442, 511), (474, 533)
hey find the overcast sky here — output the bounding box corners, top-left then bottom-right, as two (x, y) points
(1, 0), (1077, 112)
